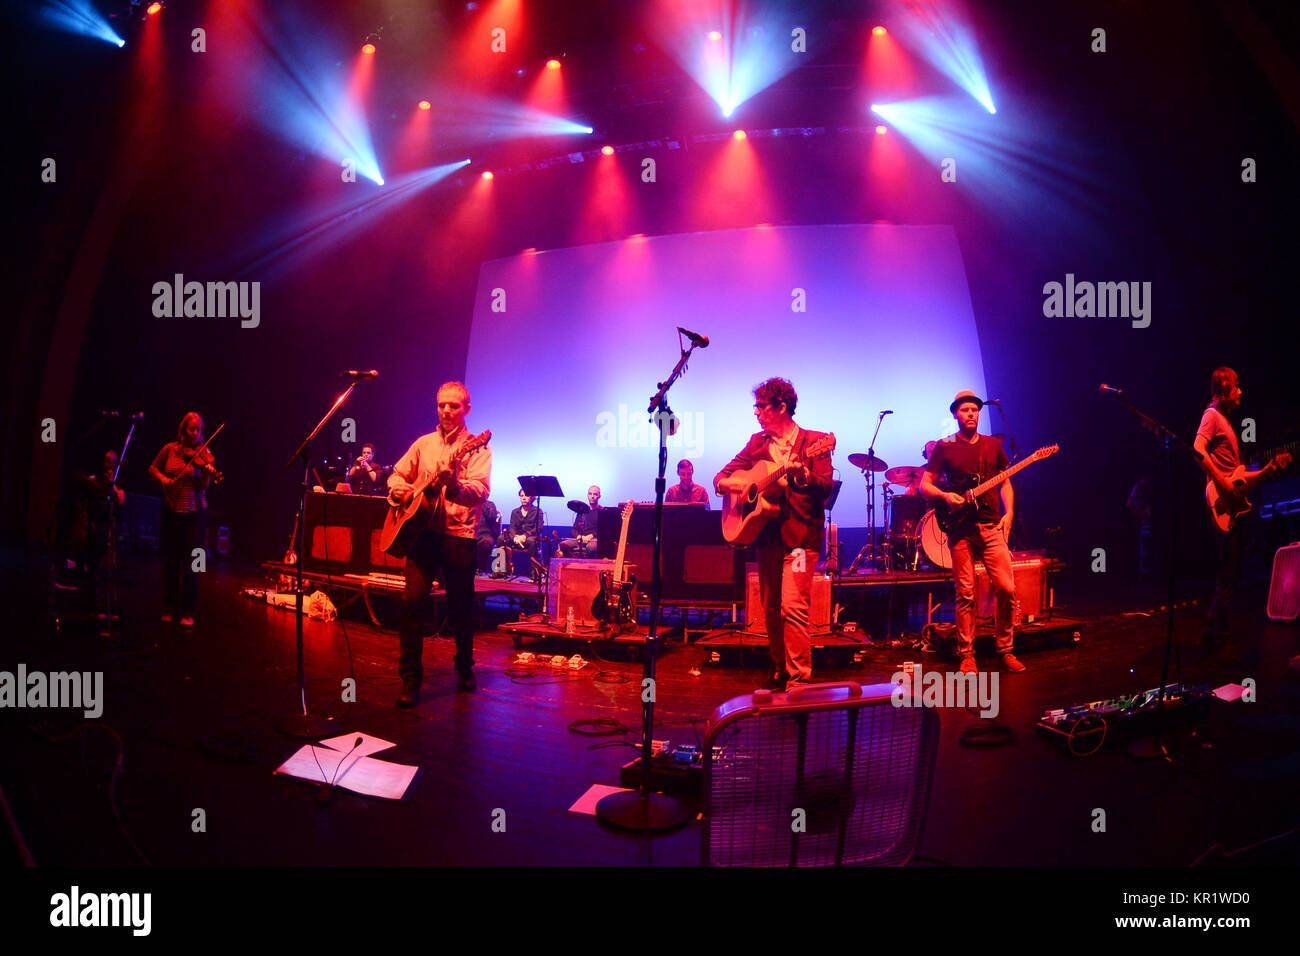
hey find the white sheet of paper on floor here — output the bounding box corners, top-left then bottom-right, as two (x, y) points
(1212, 683), (1247, 702)
(317, 731), (396, 759)
(275, 745), (417, 800)
(568, 783), (632, 815)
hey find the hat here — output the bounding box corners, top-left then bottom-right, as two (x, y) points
(949, 390), (985, 414)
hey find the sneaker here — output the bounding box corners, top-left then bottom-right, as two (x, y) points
(762, 671), (788, 691)
(959, 656), (977, 674)
(396, 683), (419, 708)
(161, 614), (174, 623)
(180, 616), (194, 627)
(1001, 653), (1026, 673)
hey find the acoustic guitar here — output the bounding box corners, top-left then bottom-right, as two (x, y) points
(720, 432), (837, 545)
(380, 430), (491, 559)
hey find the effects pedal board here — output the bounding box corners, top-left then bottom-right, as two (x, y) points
(1036, 682), (1212, 751)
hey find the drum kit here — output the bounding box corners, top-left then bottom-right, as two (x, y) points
(845, 453), (950, 572)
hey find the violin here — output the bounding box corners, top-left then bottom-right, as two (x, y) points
(179, 421), (225, 484)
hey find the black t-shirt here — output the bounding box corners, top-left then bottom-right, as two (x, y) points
(926, 433), (1009, 524)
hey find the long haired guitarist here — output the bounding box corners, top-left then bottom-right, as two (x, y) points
(1194, 367), (1291, 656)
(386, 381), (492, 705)
(920, 390), (1025, 675)
(715, 377), (834, 691)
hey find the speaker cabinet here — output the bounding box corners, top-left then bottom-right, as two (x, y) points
(547, 558), (637, 627)
(1268, 542), (1300, 621)
(744, 568), (832, 635)
(975, 555), (1046, 621)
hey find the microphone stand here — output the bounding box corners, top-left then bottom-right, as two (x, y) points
(595, 340), (696, 832)
(1103, 390), (1202, 753)
(275, 377), (369, 738)
(991, 401), (1024, 549)
(101, 415), (140, 642)
(866, 412), (888, 572)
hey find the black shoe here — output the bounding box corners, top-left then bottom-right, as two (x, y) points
(458, 672), (477, 692)
(396, 683), (419, 708)
(762, 671), (788, 691)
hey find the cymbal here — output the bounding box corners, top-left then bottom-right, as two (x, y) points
(848, 453), (888, 472)
(567, 500), (591, 515)
(884, 465), (925, 485)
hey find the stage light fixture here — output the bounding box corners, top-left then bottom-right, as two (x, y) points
(361, 42), (376, 55)
(875, 124), (887, 135)
(601, 145), (614, 156)
(733, 129), (746, 141)
(146, 2), (162, 14)
(872, 25), (886, 36)
(418, 100), (431, 111)
(707, 31), (722, 41)
(546, 58), (561, 70)
(481, 170), (494, 180)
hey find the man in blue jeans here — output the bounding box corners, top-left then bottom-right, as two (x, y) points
(920, 390), (1025, 674)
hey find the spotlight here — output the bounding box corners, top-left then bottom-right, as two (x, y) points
(361, 42), (376, 55)
(872, 25), (886, 36)
(707, 31), (722, 41)
(146, 2), (162, 14)
(875, 125), (888, 135)
(418, 100), (431, 111)
(601, 145), (614, 156)
(733, 129), (746, 141)
(546, 59), (561, 70)
(481, 171), (494, 180)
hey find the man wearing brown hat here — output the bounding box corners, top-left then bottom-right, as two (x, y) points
(920, 390), (1024, 673)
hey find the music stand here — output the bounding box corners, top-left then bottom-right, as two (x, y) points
(518, 475), (563, 612)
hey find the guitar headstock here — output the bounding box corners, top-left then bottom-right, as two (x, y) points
(454, 429), (492, 461)
(1032, 443), (1060, 461)
(620, 500), (635, 522)
(808, 432), (836, 457)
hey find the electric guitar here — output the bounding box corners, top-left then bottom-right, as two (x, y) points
(592, 500), (637, 629)
(1205, 452), (1292, 532)
(720, 432), (837, 545)
(380, 430), (492, 559)
(933, 444), (1060, 534)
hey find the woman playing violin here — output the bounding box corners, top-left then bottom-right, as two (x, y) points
(149, 411), (218, 626)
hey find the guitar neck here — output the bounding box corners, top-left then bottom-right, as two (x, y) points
(613, 511), (632, 579)
(971, 455), (1038, 498)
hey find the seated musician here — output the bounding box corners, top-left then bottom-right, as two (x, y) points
(559, 485), (601, 556)
(499, 489), (542, 565)
(665, 459), (711, 507)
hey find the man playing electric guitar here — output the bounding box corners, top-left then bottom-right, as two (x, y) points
(1194, 367), (1291, 656)
(387, 381), (492, 705)
(920, 390), (1025, 675)
(715, 377), (834, 690)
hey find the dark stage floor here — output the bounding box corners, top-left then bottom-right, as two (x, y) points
(2, 555), (1298, 868)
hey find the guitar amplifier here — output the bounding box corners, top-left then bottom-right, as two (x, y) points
(303, 491), (405, 576)
(744, 568), (832, 635)
(975, 553), (1046, 621)
(547, 558), (637, 627)
(1267, 542), (1300, 621)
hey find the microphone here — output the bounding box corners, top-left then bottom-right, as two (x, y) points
(677, 327), (710, 348)
(131, 412), (145, 420)
(1099, 383), (1124, 397)
(880, 410), (894, 415)
(985, 399), (1001, 405)
(341, 370), (379, 380)
(100, 410), (119, 417)
(320, 736), (365, 805)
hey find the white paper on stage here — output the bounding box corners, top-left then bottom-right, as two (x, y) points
(275, 745), (418, 800)
(568, 784), (633, 815)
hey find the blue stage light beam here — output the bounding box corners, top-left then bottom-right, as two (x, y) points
(648, 0), (807, 119)
(227, 160), (470, 279)
(243, 8), (384, 184)
(893, 0), (995, 114)
(421, 93), (594, 142)
(40, 0), (125, 47)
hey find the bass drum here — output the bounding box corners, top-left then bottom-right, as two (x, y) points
(919, 511), (951, 570)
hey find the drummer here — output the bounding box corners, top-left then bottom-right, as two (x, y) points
(900, 443), (939, 495)
(559, 485), (601, 557)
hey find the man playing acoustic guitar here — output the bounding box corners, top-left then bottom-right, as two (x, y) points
(715, 378), (834, 690)
(920, 390), (1025, 674)
(1195, 367), (1290, 657)
(387, 381), (492, 705)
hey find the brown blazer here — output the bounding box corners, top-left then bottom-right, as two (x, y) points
(715, 428), (834, 551)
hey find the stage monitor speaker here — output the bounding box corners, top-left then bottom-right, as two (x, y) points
(1267, 542), (1300, 621)
(547, 558), (636, 627)
(701, 682), (938, 866)
(744, 568), (832, 635)
(303, 491), (402, 575)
